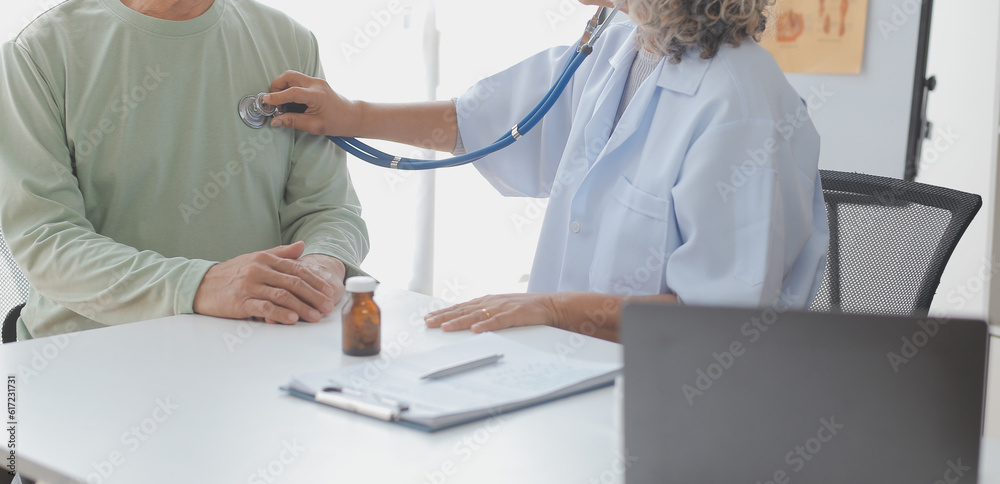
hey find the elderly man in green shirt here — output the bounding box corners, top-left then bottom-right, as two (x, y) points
(0, 0), (369, 339)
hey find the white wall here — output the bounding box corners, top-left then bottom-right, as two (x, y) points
(919, 0), (1000, 321)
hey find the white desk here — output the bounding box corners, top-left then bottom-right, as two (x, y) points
(1, 288), (997, 483)
(0, 288), (622, 483)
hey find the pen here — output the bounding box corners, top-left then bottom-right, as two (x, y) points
(317, 386), (406, 421)
(323, 385), (410, 410)
(420, 353), (504, 380)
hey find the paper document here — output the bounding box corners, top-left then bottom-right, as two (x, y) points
(286, 333), (622, 431)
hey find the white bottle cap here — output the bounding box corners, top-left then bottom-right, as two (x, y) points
(345, 276), (378, 293)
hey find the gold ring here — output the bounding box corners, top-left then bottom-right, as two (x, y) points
(481, 308), (492, 319)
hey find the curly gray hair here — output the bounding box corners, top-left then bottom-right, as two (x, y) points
(628, 0), (775, 63)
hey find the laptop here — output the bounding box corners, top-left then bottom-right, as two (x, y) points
(621, 303), (990, 483)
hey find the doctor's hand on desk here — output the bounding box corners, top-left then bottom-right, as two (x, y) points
(424, 292), (676, 343)
(193, 241), (344, 325)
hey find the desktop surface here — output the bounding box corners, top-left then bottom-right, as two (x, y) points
(0, 288), (622, 483)
(1, 290), (996, 483)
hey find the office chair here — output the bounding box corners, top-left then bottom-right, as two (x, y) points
(1, 228), (29, 343)
(809, 170), (982, 316)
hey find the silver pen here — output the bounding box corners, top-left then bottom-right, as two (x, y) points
(419, 353), (505, 380)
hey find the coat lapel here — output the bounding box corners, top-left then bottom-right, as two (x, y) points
(594, 47), (714, 167)
(581, 38), (637, 166)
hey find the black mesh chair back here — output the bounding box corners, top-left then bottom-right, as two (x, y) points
(1, 228), (29, 343)
(809, 170), (982, 316)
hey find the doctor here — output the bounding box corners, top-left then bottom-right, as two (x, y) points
(264, 0), (829, 342)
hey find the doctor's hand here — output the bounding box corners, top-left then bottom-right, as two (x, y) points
(264, 71), (361, 137)
(578, 0), (629, 13)
(424, 293), (561, 334)
(425, 291), (663, 342)
(268, 71), (459, 152)
(193, 241), (338, 325)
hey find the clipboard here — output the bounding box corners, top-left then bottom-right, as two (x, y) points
(282, 332), (622, 432)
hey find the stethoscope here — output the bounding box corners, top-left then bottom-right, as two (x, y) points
(238, 1), (626, 170)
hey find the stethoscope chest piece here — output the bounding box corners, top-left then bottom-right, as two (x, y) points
(238, 93), (279, 129)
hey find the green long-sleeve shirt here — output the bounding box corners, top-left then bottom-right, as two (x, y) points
(0, 0), (370, 338)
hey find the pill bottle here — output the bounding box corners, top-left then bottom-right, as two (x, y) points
(342, 276), (380, 356)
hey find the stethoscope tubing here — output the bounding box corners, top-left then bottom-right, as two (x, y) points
(328, 48), (589, 170)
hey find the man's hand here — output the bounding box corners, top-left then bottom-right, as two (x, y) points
(193, 242), (337, 325)
(298, 253), (347, 302)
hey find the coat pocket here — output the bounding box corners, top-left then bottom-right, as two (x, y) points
(589, 175), (670, 296)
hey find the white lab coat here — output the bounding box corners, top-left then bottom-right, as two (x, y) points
(456, 23), (828, 309)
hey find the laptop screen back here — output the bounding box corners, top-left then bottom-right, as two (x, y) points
(621, 304), (988, 483)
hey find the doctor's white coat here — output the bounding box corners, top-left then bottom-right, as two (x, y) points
(456, 23), (829, 309)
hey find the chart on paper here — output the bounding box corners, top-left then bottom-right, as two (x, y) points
(760, 0), (870, 74)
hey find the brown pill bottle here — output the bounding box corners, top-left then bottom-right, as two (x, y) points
(342, 276), (380, 356)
